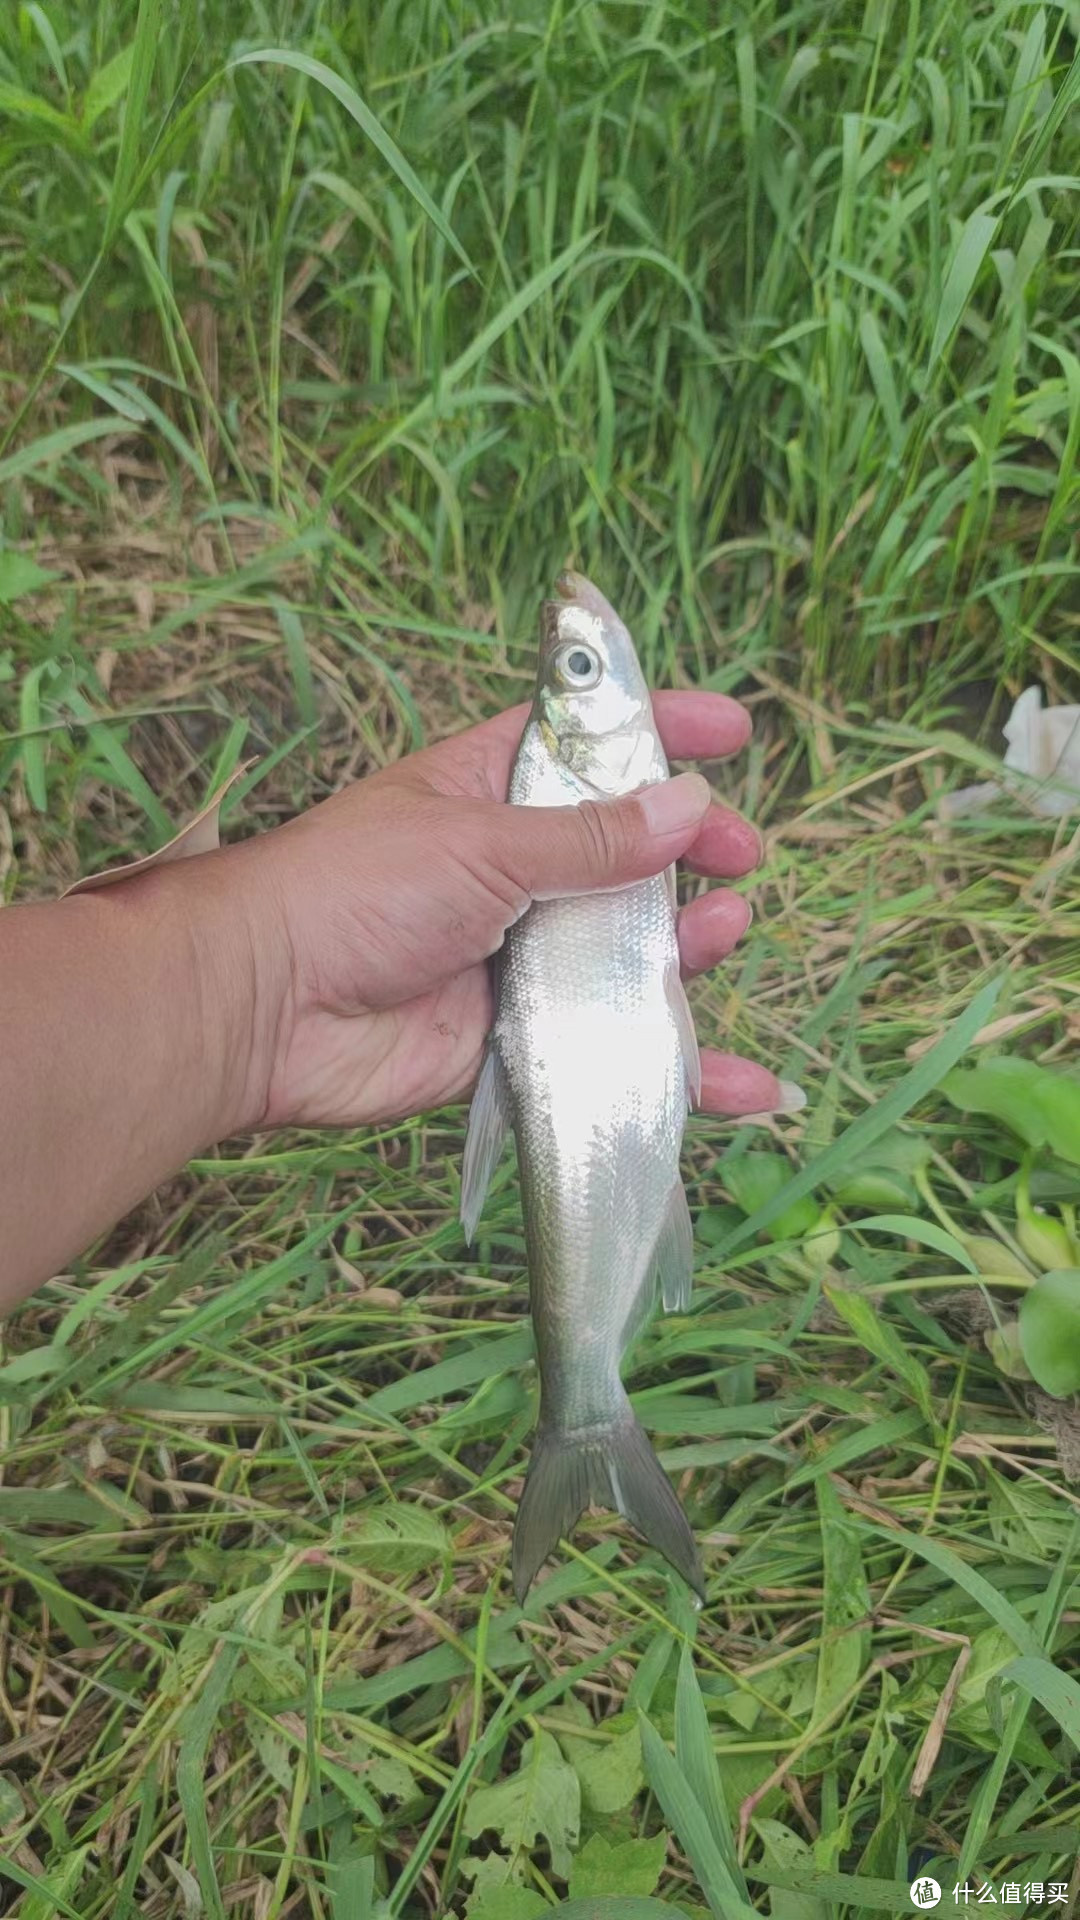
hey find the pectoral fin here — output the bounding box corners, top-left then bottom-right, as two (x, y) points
(665, 960), (701, 1108)
(655, 1181), (694, 1313)
(460, 1044), (512, 1245)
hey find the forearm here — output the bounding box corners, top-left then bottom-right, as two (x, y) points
(0, 848), (276, 1305)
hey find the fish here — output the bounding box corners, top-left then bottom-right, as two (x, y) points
(461, 569), (705, 1604)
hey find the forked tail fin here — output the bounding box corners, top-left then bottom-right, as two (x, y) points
(512, 1406), (705, 1603)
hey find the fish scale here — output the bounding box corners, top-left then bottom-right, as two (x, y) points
(460, 571), (705, 1602)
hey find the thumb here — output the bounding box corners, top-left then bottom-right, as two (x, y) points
(493, 772), (712, 900)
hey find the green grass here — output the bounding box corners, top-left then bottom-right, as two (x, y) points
(2, 0), (1080, 1914)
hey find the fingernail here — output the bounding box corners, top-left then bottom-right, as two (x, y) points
(776, 1080), (807, 1113)
(638, 772), (711, 836)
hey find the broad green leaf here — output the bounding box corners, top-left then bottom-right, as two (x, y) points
(234, 1640), (306, 1701)
(305, 168), (389, 244)
(755, 1821), (829, 1920)
(559, 1712), (643, 1813)
(0, 79), (83, 147)
(568, 1832), (669, 1900)
(359, 1743), (417, 1803)
(1015, 1165), (1077, 1270)
(963, 1235), (1032, 1280)
(985, 1317), (1032, 1381)
(722, 1154), (821, 1240)
(315, 1755), (387, 1824)
(466, 1891), (547, 1920)
(829, 1166), (919, 1209)
(229, 50), (472, 270)
(246, 1712), (294, 1791)
(942, 1058), (1080, 1164)
(340, 1504), (452, 1576)
(696, 1205), (744, 1248)
(462, 1850), (543, 1919)
(465, 1730), (580, 1880)
(829, 1135), (932, 1202)
(957, 1627), (1024, 1710)
(0, 552), (58, 603)
(1003, 1656), (1080, 1749)
(549, 1904), (691, 1920)
(160, 1586), (263, 1700)
(1018, 1270), (1080, 1396)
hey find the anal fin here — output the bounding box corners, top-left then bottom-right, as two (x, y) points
(664, 959), (701, 1108)
(460, 1044), (511, 1245)
(655, 1180), (694, 1312)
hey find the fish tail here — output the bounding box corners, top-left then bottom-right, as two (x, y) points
(512, 1406), (705, 1604)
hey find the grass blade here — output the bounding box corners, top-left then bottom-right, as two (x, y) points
(929, 207), (998, 367)
(714, 978), (1002, 1260)
(865, 1521), (1047, 1658)
(229, 49), (472, 270)
(812, 1475), (871, 1724)
(103, 0), (162, 244)
(847, 1213), (977, 1271)
(1003, 1656), (1080, 1749)
(673, 1646), (748, 1899)
(639, 1713), (759, 1920)
(0, 416), (133, 485)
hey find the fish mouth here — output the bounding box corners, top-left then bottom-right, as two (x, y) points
(555, 570), (621, 627)
(555, 568), (587, 601)
(540, 578), (601, 658)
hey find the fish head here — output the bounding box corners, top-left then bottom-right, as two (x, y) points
(533, 572), (661, 792)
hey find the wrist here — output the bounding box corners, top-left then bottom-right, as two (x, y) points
(92, 837), (291, 1143)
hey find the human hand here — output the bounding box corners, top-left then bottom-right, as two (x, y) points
(236, 693), (798, 1131)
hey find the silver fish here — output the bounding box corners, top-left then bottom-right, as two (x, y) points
(461, 571), (705, 1603)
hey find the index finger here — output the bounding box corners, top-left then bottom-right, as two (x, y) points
(653, 690), (751, 762)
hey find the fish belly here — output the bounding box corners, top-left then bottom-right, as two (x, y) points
(498, 882), (685, 1426)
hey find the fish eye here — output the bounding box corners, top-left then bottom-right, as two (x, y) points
(556, 644), (602, 690)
